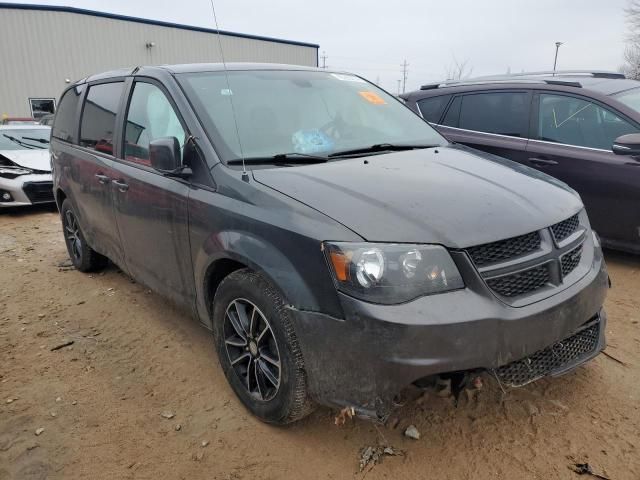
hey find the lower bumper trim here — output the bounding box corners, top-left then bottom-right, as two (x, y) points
(493, 314), (602, 387)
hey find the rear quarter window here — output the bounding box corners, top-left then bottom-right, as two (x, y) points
(417, 95), (452, 123)
(80, 82), (125, 155)
(52, 85), (84, 142)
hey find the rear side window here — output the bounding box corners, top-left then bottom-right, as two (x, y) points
(457, 92), (530, 138)
(538, 94), (638, 150)
(80, 82), (124, 155)
(52, 85), (84, 142)
(441, 96), (462, 127)
(417, 95), (452, 123)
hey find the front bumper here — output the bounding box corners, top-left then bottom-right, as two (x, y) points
(291, 246), (609, 419)
(0, 173), (54, 207)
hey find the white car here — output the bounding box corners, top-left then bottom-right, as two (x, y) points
(0, 125), (53, 207)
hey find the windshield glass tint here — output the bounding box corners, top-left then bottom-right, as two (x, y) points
(178, 70), (445, 162)
(613, 87), (640, 114)
(0, 128), (51, 150)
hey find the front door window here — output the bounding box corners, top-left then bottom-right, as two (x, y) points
(123, 83), (186, 166)
(537, 94), (638, 150)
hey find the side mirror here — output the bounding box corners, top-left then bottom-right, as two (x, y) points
(149, 137), (181, 171)
(612, 133), (640, 156)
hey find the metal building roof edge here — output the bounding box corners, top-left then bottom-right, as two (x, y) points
(0, 2), (320, 49)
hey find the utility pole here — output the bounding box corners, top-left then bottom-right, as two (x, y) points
(400, 59), (409, 94)
(553, 42), (563, 75)
(320, 51), (328, 69)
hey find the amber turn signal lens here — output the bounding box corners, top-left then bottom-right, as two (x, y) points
(329, 251), (349, 281)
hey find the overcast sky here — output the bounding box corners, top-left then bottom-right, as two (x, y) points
(5, 0), (630, 93)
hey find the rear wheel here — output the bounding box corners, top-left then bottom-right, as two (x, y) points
(60, 199), (107, 272)
(212, 269), (314, 424)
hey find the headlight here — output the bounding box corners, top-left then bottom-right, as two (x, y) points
(323, 242), (464, 304)
(0, 166), (32, 178)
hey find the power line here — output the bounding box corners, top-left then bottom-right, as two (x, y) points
(401, 59), (409, 94)
(320, 50), (328, 69)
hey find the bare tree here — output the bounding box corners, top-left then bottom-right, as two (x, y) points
(444, 57), (473, 81)
(622, 0), (640, 79)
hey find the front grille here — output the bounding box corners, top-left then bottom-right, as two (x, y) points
(551, 214), (580, 242)
(466, 231), (541, 267)
(561, 245), (582, 276)
(495, 320), (600, 387)
(23, 181), (54, 204)
(486, 264), (550, 297)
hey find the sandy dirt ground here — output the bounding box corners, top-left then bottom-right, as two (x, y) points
(1, 206), (639, 480)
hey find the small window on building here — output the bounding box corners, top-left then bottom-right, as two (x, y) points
(52, 86), (84, 142)
(80, 82), (125, 155)
(417, 95), (452, 123)
(123, 82), (186, 166)
(458, 92), (530, 138)
(29, 98), (56, 119)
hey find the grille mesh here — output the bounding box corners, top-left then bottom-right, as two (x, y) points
(561, 245), (582, 276)
(495, 321), (600, 387)
(23, 182), (54, 204)
(551, 214), (580, 242)
(466, 231), (541, 267)
(486, 264), (549, 297)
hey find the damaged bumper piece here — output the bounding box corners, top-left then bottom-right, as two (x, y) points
(291, 250), (609, 420)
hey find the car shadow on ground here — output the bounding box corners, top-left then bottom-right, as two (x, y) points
(603, 248), (640, 269)
(0, 203), (58, 217)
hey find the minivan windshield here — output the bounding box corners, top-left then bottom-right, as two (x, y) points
(178, 70), (446, 163)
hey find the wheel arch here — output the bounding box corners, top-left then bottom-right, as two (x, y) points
(55, 187), (67, 212)
(196, 235), (332, 329)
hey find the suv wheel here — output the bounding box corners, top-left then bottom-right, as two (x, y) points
(212, 269), (314, 424)
(61, 199), (107, 272)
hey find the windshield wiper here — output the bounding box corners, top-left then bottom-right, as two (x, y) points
(328, 143), (440, 158)
(2, 134), (41, 150)
(21, 136), (50, 144)
(227, 152), (328, 165)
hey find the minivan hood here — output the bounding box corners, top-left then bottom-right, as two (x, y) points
(253, 145), (583, 247)
(0, 149), (51, 172)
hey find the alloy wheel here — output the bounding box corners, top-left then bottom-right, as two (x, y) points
(64, 210), (82, 262)
(223, 298), (281, 401)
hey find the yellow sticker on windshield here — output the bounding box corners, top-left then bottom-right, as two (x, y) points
(358, 91), (386, 105)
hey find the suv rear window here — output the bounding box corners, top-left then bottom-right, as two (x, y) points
(461, 92), (529, 137)
(52, 85), (84, 142)
(80, 82), (124, 155)
(417, 95), (451, 123)
(442, 92), (529, 138)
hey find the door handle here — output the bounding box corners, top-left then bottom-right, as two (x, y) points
(529, 157), (558, 166)
(95, 173), (111, 184)
(112, 179), (129, 192)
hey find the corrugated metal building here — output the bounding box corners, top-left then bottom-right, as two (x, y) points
(0, 3), (319, 118)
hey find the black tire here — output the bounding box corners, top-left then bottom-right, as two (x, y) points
(60, 199), (108, 272)
(212, 268), (314, 424)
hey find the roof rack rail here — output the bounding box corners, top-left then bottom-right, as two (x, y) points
(419, 78), (584, 90)
(472, 70), (625, 80)
(418, 71), (625, 91)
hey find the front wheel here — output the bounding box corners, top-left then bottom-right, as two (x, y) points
(212, 269), (314, 424)
(60, 199), (108, 272)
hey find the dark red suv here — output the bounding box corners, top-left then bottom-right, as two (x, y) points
(402, 71), (640, 254)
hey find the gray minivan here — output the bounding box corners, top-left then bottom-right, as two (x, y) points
(51, 64), (609, 423)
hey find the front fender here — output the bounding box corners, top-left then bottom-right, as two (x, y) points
(194, 230), (327, 328)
